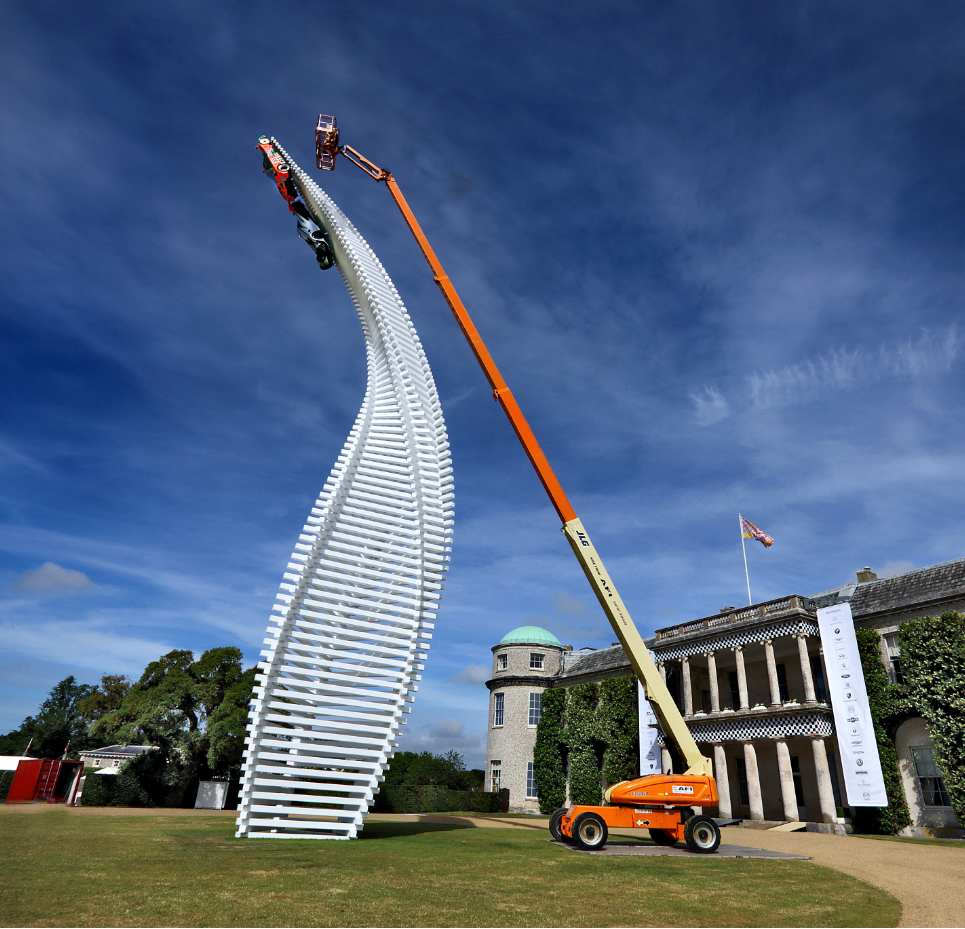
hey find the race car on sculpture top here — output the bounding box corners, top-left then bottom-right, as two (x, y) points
(257, 135), (335, 270)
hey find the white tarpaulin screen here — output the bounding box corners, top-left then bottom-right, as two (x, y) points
(816, 602), (887, 806)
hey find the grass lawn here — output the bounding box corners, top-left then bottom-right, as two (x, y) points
(855, 833), (965, 848)
(0, 810), (900, 928)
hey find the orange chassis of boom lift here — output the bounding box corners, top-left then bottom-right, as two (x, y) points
(556, 774), (720, 852)
(303, 115), (724, 854)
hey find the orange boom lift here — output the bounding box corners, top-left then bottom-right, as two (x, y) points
(314, 115), (721, 853)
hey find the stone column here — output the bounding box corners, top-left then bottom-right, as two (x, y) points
(811, 737), (837, 823)
(733, 646), (749, 710)
(797, 635), (816, 702)
(705, 651), (720, 713)
(681, 656), (693, 716)
(764, 638), (781, 706)
(661, 747), (672, 775)
(775, 739), (798, 821)
(713, 743), (731, 818)
(743, 741), (764, 821)
(658, 661), (667, 685)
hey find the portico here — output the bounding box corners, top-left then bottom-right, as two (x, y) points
(648, 596), (844, 824)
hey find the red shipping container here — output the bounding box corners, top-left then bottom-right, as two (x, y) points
(6, 759), (82, 804)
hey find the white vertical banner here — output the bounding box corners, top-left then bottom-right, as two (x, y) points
(638, 681), (661, 775)
(638, 649), (661, 776)
(816, 603), (887, 806)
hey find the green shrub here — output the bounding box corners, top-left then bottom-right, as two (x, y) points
(79, 752), (166, 808)
(373, 786), (499, 813)
(118, 750), (167, 806)
(79, 771), (116, 806)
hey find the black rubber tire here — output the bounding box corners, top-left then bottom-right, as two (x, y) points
(315, 242), (335, 270)
(649, 827), (678, 846)
(683, 815), (721, 853)
(548, 808), (567, 841)
(572, 812), (608, 851)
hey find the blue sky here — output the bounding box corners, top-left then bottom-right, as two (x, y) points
(1, 1), (963, 767)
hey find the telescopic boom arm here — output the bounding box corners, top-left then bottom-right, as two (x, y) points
(322, 127), (711, 778)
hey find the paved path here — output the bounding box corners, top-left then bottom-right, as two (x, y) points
(556, 838), (806, 859)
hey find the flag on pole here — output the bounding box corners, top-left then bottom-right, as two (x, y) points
(741, 516), (774, 548)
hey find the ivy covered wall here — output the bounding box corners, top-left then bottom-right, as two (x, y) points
(853, 628), (911, 834)
(898, 612), (965, 825)
(533, 676), (639, 814)
(855, 614), (965, 832)
(531, 686), (566, 813)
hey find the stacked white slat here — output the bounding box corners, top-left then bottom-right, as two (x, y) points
(236, 142), (454, 839)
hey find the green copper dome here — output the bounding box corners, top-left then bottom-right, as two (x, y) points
(497, 625), (562, 647)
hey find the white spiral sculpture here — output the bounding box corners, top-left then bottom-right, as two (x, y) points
(236, 141), (454, 839)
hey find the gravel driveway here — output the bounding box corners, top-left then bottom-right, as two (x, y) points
(727, 826), (963, 928)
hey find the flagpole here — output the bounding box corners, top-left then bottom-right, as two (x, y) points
(739, 513), (752, 606)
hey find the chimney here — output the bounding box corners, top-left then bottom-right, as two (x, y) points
(856, 566), (877, 583)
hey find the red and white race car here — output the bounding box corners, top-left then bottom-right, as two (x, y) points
(256, 135), (335, 270)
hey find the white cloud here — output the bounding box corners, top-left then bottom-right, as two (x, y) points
(874, 560), (916, 580)
(13, 562), (95, 595)
(690, 384), (731, 426)
(447, 663), (490, 686)
(396, 717), (485, 766)
(552, 592), (590, 616)
(0, 620), (171, 674)
(747, 327), (958, 410)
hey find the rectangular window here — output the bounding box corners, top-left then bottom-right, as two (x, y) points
(810, 656), (828, 702)
(776, 663), (790, 702)
(884, 633), (904, 685)
(729, 671), (740, 710)
(493, 693), (504, 727)
(529, 692), (542, 726)
(530, 652), (545, 670)
(790, 755), (805, 807)
(496, 653), (507, 671)
(491, 760), (501, 792)
(526, 761), (538, 798)
(911, 746), (951, 807)
(735, 757), (750, 807)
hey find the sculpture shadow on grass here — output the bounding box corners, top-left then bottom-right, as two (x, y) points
(359, 820), (477, 840)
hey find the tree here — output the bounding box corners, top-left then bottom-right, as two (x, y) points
(381, 750), (473, 791)
(94, 647), (255, 807)
(76, 675), (132, 726)
(0, 676), (99, 759)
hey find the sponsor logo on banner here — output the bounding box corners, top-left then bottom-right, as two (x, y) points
(816, 602), (887, 806)
(638, 671), (661, 775)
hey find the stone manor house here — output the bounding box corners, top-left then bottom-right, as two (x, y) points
(484, 558), (964, 837)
